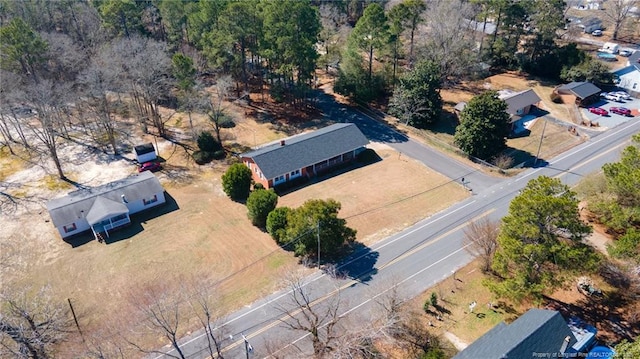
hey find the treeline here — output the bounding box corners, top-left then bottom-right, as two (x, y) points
(1, 0), (617, 179)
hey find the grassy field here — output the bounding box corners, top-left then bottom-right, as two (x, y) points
(0, 70), (595, 355)
(406, 260), (522, 349)
(2, 135), (470, 355)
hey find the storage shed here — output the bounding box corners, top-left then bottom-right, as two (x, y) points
(134, 143), (157, 163)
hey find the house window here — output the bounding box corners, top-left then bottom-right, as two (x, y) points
(290, 169), (301, 179)
(63, 223), (77, 233)
(143, 194), (158, 205)
(274, 175), (286, 184)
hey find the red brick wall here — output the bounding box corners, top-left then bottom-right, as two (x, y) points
(242, 157), (270, 188)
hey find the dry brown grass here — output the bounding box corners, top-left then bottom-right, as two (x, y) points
(405, 260), (522, 347)
(3, 110), (469, 355)
(279, 146), (470, 244)
(0, 145), (29, 181)
(506, 117), (584, 165)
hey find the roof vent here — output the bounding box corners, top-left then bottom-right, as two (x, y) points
(560, 335), (571, 354)
(121, 194), (128, 204)
(280, 140), (285, 146)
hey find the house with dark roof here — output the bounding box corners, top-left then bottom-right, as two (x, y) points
(241, 123), (369, 189)
(556, 82), (602, 107)
(453, 89), (541, 128)
(498, 89), (542, 117)
(47, 171), (165, 240)
(614, 50), (640, 97)
(453, 309), (597, 359)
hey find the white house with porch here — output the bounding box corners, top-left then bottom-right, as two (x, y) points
(47, 171), (165, 240)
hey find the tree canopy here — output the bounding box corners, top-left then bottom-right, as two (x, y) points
(454, 91), (510, 160)
(388, 60), (442, 128)
(271, 199), (356, 259)
(614, 338), (640, 359)
(588, 134), (640, 263)
(221, 163), (253, 201)
(246, 189), (278, 228)
(488, 176), (598, 302)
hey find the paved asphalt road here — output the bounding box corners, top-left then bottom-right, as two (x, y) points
(151, 97), (640, 359)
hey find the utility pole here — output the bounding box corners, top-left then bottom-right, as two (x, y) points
(317, 221), (321, 269)
(534, 118), (547, 166)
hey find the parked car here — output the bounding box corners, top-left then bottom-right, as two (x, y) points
(591, 30), (603, 36)
(610, 107), (632, 116)
(138, 162), (161, 172)
(588, 107), (608, 116)
(619, 49), (633, 57)
(610, 91), (630, 100)
(603, 93), (625, 102)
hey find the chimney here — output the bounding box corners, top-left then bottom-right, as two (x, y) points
(121, 194), (128, 204)
(280, 140), (285, 146)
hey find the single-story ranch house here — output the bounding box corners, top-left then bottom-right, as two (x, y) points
(241, 123), (369, 189)
(498, 89), (541, 116)
(47, 171), (165, 240)
(454, 89), (541, 132)
(555, 81), (601, 107)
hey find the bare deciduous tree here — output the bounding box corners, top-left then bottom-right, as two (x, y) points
(127, 283), (186, 359)
(77, 48), (125, 155)
(603, 0), (639, 40)
(207, 75), (234, 145)
(24, 80), (71, 179)
(418, 0), (478, 83)
(0, 285), (73, 359)
(183, 276), (230, 359)
(276, 275), (344, 357)
(107, 36), (173, 137)
(463, 217), (500, 273)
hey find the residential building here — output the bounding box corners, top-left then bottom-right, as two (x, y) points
(614, 50), (640, 97)
(47, 171), (165, 240)
(453, 309), (597, 359)
(241, 123), (369, 189)
(556, 82), (602, 106)
(498, 89), (542, 116)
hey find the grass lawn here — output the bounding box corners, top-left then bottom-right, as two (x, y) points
(505, 117), (584, 166)
(408, 260), (522, 347)
(2, 141), (470, 356)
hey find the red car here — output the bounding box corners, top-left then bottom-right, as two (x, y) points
(138, 162), (161, 172)
(610, 107), (632, 116)
(588, 107), (608, 116)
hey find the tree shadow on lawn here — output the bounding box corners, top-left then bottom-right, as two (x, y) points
(544, 291), (638, 342)
(63, 192), (180, 247)
(500, 146), (550, 169)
